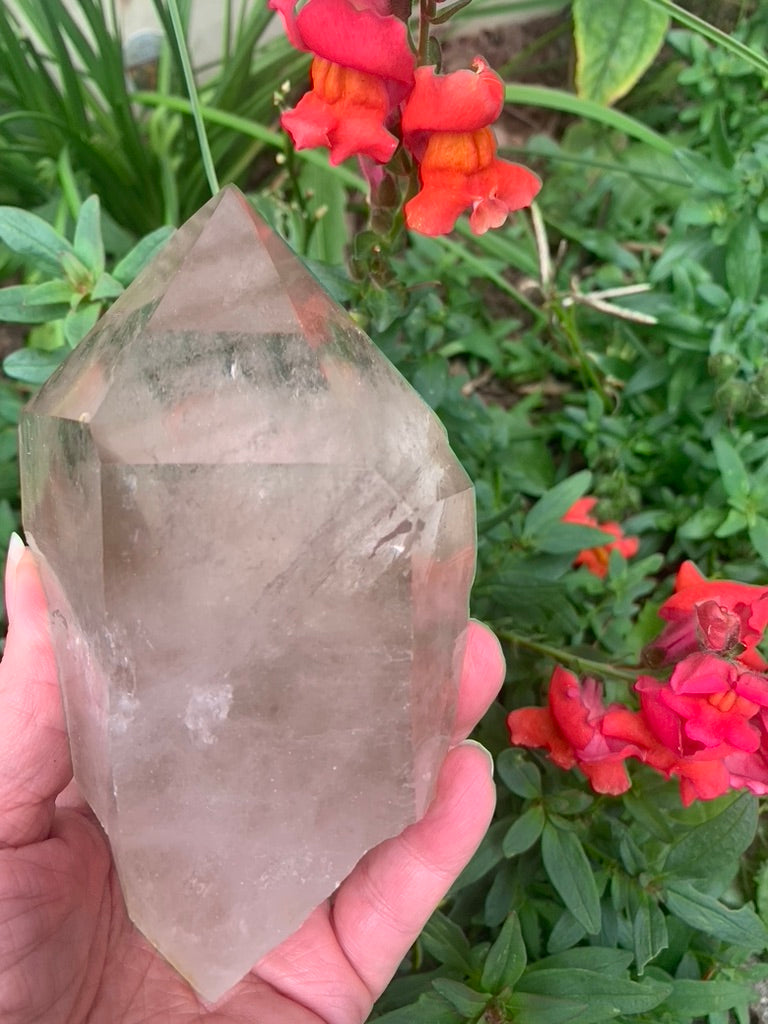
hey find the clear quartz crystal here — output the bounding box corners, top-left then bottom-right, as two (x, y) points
(19, 186), (475, 1002)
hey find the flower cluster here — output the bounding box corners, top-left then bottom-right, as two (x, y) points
(269, 0), (541, 236)
(508, 562), (768, 805)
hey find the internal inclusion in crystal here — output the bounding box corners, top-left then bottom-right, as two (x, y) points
(19, 187), (475, 1002)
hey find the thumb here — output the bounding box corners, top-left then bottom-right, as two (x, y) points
(0, 536), (72, 848)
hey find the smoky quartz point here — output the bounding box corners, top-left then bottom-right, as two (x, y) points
(19, 186), (475, 1001)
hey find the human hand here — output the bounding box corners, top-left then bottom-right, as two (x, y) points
(0, 537), (504, 1023)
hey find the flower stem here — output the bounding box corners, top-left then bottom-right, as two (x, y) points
(499, 630), (639, 684)
(417, 0), (435, 65)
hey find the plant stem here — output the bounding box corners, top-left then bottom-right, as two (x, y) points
(165, 0), (220, 197)
(551, 302), (610, 407)
(417, 0), (435, 64)
(499, 630), (639, 684)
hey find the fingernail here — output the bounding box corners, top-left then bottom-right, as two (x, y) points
(5, 532), (25, 621)
(462, 739), (495, 779)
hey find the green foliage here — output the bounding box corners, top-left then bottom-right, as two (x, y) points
(366, 7), (768, 1019)
(0, 185), (173, 554)
(0, 197), (172, 377)
(0, 0), (304, 231)
(574, 0), (669, 105)
(374, 775), (764, 1021)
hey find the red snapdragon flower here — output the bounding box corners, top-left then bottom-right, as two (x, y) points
(270, 0), (415, 164)
(646, 560), (768, 668)
(637, 653), (768, 754)
(507, 666), (657, 795)
(562, 497), (639, 579)
(636, 652), (768, 804)
(401, 59), (541, 236)
(719, 712), (768, 797)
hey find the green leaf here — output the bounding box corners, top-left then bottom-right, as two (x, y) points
(63, 302), (100, 348)
(450, 818), (507, 890)
(664, 881), (768, 950)
(534, 522), (615, 556)
(24, 279), (74, 305)
(502, 991), (587, 1024)
(0, 386), (23, 425)
(297, 160), (348, 266)
(725, 214), (762, 304)
(544, 791), (594, 817)
(526, 947), (634, 974)
(714, 508), (747, 538)
(516, 969), (672, 1021)
(678, 506), (726, 541)
(675, 151), (737, 195)
(0, 207), (77, 274)
(496, 751), (542, 799)
(90, 272), (124, 302)
(481, 912), (527, 994)
(523, 471), (592, 540)
(484, 862), (517, 929)
(632, 890), (668, 973)
(420, 911), (476, 974)
(756, 859), (768, 926)
(373, 991), (464, 1024)
(412, 355), (449, 409)
(573, 0), (669, 106)
(73, 194), (105, 276)
(503, 805), (545, 858)
(546, 910), (586, 954)
(505, 84), (675, 155)
(749, 517), (768, 566)
(622, 790), (675, 842)
(430, 979), (489, 1016)
(712, 434), (750, 502)
(3, 348), (67, 385)
(0, 284), (69, 324)
(665, 792), (758, 879)
(541, 822), (601, 934)
(112, 225), (175, 286)
(661, 978), (756, 1018)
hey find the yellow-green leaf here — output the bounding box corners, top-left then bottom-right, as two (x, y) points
(574, 0), (670, 106)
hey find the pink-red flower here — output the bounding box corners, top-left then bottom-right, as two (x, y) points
(508, 558), (768, 807)
(507, 666), (657, 795)
(719, 714), (768, 797)
(647, 560), (768, 668)
(562, 497), (639, 579)
(401, 59), (541, 236)
(270, 0), (415, 165)
(636, 652), (768, 804)
(637, 653), (768, 755)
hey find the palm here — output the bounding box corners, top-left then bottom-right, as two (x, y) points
(0, 546), (503, 1024)
(3, 804), (336, 1022)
